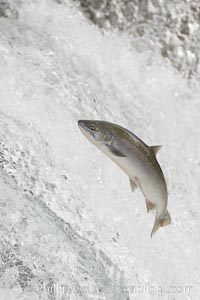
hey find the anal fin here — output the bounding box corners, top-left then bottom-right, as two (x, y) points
(145, 198), (156, 213)
(129, 177), (138, 193)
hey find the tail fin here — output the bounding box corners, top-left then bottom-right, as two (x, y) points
(151, 210), (171, 238)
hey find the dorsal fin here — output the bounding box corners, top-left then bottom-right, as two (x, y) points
(150, 145), (162, 155)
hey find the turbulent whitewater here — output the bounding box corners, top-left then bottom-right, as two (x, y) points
(0, 0), (199, 299)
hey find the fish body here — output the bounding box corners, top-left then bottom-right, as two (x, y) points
(78, 120), (171, 236)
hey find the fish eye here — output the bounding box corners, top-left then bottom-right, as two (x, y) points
(89, 126), (96, 131)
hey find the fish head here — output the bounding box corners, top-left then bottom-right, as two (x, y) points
(78, 120), (113, 145)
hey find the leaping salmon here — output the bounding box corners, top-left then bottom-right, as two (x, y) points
(78, 120), (171, 237)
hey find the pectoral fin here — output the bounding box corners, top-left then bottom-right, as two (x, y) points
(150, 145), (162, 155)
(107, 145), (126, 157)
(129, 178), (138, 192)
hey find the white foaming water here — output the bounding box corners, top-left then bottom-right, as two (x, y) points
(0, 0), (199, 299)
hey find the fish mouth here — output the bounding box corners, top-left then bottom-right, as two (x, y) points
(78, 120), (88, 135)
(78, 120), (85, 129)
(78, 120), (96, 142)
